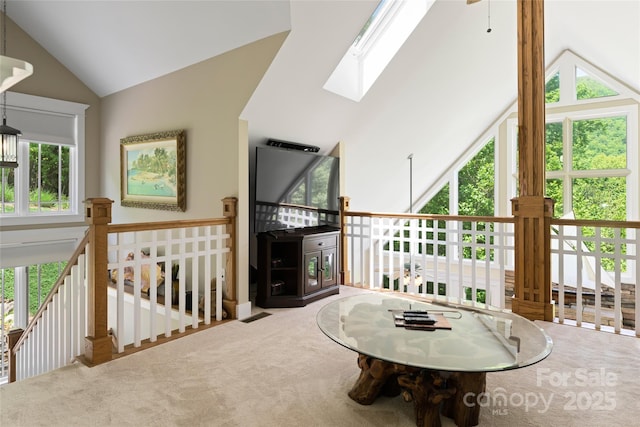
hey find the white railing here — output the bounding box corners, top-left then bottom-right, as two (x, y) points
(13, 236), (89, 381)
(344, 213), (515, 309)
(255, 201), (339, 232)
(343, 211), (638, 336)
(107, 221), (230, 353)
(7, 198), (238, 383)
(11, 221), (231, 380)
(551, 218), (639, 335)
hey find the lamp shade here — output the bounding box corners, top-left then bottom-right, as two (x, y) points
(0, 118), (20, 168)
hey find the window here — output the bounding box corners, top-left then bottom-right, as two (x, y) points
(575, 67), (618, 101)
(413, 50), (638, 286)
(420, 183), (449, 215)
(0, 92), (88, 226)
(28, 142), (72, 213)
(417, 51), (638, 223)
(0, 167), (15, 213)
(509, 51), (638, 221)
(1, 140), (72, 214)
(324, 0), (435, 102)
(458, 139), (495, 216)
(285, 156), (339, 210)
(0, 92), (87, 283)
(509, 52), (639, 278)
(541, 111), (631, 220)
(419, 135), (497, 217)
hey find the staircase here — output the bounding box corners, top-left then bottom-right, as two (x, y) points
(6, 197), (238, 383)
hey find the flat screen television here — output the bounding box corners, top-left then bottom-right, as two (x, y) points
(253, 146), (340, 233)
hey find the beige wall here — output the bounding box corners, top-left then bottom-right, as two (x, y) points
(100, 32), (288, 309)
(101, 32), (287, 222)
(6, 14), (101, 224)
(6, 10), (287, 309)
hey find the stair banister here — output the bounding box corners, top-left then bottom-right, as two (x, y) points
(7, 196), (240, 382)
(7, 328), (23, 383)
(9, 232), (90, 381)
(83, 197), (114, 365)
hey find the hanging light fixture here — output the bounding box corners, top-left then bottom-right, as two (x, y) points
(0, 90), (20, 168)
(0, 0), (32, 168)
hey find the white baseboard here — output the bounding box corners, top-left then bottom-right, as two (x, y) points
(236, 301), (252, 320)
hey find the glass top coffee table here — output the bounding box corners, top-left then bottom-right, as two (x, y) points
(317, 292), (553, 427)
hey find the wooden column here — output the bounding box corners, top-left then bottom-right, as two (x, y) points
(511, 0), (554, 321)
(222, 197), (238, 319)
(339, 196), (351, 285)
(83, 198), (113, 365)
(7, 328), (23, 383)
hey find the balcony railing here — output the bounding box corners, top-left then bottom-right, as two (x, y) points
(107, 219), (231, 353)
(341, 209), (637, 337)
(551, 217), (639, 334)
(6, 196), (638, 382)
(342, 212), (515, 307)
(6, 197), (238, 382)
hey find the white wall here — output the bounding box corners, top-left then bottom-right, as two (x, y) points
(243, 0), (640, 215)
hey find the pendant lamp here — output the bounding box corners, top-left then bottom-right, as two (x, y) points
(0, 0), (33, 168)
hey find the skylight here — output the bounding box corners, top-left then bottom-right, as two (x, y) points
(323, 0), (435, 102)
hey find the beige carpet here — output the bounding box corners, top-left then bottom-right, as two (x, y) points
(1, 285), (638, 427)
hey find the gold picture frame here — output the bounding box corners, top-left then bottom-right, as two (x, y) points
(120, 129), (186, 211)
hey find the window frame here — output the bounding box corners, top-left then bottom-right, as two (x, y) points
(323, 0), (435, 102)
(507, 104), (638, 221)
(416, 51), (640, 278)
(0, 92), (88, 227)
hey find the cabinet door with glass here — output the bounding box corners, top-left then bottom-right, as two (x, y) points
(320, 247), (337, 288)
(304, 251), (322, 294)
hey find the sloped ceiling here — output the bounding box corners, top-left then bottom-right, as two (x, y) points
(7, 0), (640, 214)
(242, 0), (640, 212)
(6, 0), (292, 97)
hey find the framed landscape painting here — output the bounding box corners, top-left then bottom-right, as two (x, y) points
(120, 129), (186, 211)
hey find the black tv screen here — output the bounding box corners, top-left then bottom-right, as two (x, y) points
(254, 146), (340, 233)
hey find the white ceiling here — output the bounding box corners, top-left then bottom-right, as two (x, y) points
(7, 0), (292, 97)
(6, 0), (640, 214)
(240, 0), (640, 213)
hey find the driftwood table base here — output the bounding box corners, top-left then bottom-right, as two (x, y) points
(441, 371), (487, 427)
(348, 354), (486, 427)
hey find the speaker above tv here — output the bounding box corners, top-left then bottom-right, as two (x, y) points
(266, 138), (320, 153)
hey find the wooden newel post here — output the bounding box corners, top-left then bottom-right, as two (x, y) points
(84, 198), (113, 365)
(511, 197), (554, 321)
(222, 197), (238, 319)
(511, 0), (554, 321)
(339, 196), (351, 285)
(7, 328), (24, 383)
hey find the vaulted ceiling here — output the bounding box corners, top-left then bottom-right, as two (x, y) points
(6, 0), (639, 213)
(6, 0), (292, 97)
(242, 0), (639, 212)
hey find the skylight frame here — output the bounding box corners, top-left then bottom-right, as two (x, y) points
(324, 0), (435, 103)
(351, 0), (397, 55)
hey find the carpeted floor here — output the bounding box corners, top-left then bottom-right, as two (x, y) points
(1, 285), (638, 426)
